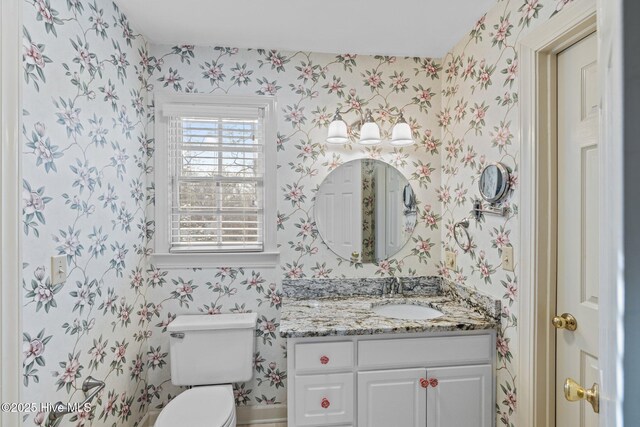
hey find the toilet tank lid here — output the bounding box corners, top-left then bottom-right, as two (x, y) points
(168, 313), (258, 332)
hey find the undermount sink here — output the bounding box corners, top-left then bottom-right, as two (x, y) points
(371, 303), (444, 320)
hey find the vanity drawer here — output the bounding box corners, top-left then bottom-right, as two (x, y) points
(358, 334), (492, 368)
(295, 341), (354, 372)
(294, 372), (354, 426)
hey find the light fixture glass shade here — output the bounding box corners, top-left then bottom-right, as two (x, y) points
(326, 119), (348, 144)
(390, 122), (414, 146)
(358, 109), (381, 145)
(390, 111), (414, 146)
(326, 109), (349, 144)
(359, 122), (381, 145)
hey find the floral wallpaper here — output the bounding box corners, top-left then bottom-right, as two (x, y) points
(21, 0), (151, 425)
(19, 0), (587, 425)
(142, 45), (443, 412)
(438, 0), (583, 426)
(361, 160), (378, 263)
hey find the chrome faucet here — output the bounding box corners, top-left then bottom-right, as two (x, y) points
(382, 280), (391, 297)
(383, 277), (404, 297)
(393, 277), (404, 296)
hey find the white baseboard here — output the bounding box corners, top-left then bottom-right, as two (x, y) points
(144, 404), (287, 426)
(237, 404), (287, 425)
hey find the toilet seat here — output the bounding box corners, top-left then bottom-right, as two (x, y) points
(155, 384), (235, 427)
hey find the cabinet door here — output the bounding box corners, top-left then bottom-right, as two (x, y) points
(294, 372), (354, 426)
(426, 364), (492, 427)
(358, 368), (427, 427)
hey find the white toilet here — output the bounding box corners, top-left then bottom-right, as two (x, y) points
(155, 312), (258, 427)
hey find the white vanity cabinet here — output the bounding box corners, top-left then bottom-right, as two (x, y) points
(358, 368), (427, 427)
(425, 364), (493, 427)
(286, 331), (495, 427)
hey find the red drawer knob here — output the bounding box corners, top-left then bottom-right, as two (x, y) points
(429, 378), (439, 388)
(320, 355), (330, 365)
(321, 398), (330, 409)
(420, 378), (429, 388)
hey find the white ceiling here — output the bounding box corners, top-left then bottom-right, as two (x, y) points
(115, 0), (496, 58)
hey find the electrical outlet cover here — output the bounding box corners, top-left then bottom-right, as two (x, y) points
(501, 246), (514, 272)
(51, 255), (67, 285)
(445, 251), (456, 270)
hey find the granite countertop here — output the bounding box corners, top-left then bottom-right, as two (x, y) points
(279, 294), (499, 338)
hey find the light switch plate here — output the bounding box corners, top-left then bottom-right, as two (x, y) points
(51, 255), (67, 285)
(501, 246), (514, 272)
(445, 251), (456, 270)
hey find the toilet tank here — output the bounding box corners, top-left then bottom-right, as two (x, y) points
(168, 313), (258, 386)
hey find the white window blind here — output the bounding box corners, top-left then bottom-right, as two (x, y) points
(166, 105), (265, 253)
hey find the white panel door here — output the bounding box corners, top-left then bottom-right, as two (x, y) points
(556, 31), (600, 425)
(374, 163), (386, 259)
(358, 368), (426, 427)
(385, 165), (405, 257)
(426, 364), (492, 427)
(315, 161), (362, 259)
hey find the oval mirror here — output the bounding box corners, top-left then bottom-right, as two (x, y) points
(315, 159), (417, 263)
(478, 162), (510, 204)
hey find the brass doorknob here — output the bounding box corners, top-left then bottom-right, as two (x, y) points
(552, 313), (578, 331)
(564, 378), (599, 413)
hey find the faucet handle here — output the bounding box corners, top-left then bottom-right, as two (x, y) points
(391, 277), (403, 295)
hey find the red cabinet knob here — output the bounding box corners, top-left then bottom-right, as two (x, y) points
(320, 355), (330, 365)
(420, 378), (438, 388)
(321, 398), (330, 409)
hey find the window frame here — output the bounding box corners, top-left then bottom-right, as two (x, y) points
(152, 92), (279, 268)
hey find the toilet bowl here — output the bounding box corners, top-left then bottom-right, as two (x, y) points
(155, 384), (236, 427)
(154, 313), (257, 427)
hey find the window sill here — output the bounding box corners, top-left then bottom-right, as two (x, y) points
(150, 251), (280, 269)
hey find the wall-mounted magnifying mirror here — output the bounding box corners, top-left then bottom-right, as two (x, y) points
(478, 162), (510, 204)
(403, 184), (416, 213)
(315, 159), (417, 263)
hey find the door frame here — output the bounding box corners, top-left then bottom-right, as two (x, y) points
(518, 0), (622, 426)
(0, 0), (23, 425)
(595, 0), (624, 425)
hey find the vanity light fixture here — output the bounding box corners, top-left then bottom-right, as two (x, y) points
(390, 111), (414, 146)
(325, 107), (411, 146)
(358, 109), (381, 145)
(326, 108), (349, 144)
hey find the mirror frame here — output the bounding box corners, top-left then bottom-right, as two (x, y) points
(478, 162), (511, 204)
